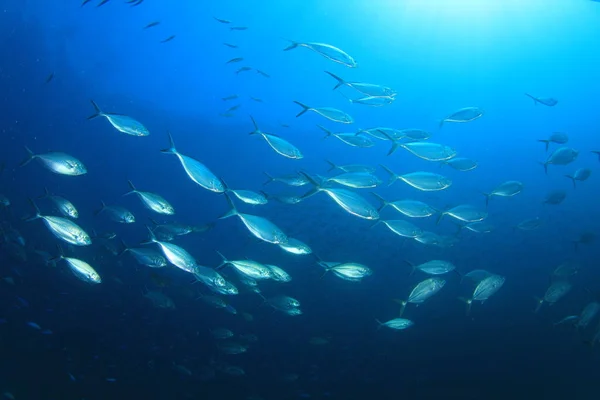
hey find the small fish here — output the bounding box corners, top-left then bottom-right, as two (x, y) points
(95, 201), (135, 223)
(81, 0), (92, 5)
(284, 40), (357, 68)
(515, 217), (543, 231)
(26, 200), (91, 246)
(376, 318), (413, 330)
(537, 132), (568, 152)
(236, 66), (252, 74)
(437, 205), (488, 224)
(441, 157), (478, 172)
(553, 315), (579, 326)
(320, 126), (374, 147)
(124, 181), (174, 215)
(565, 168), (591, 188)
(542, 189), (566, 205)
(250, 96), (263, 103)
(540, 147), (579, 174)
(223, 43), (238, 48)
(371, 193), (436, 218)
(227, 104), (241, 112)
(294, 101), (353, 124)
(214, 17), (231, 23)
(37, 187), (79, 218)
(344, 94), (395, 107)
(226, 57), (244, 64)
(97, 0), (110, 6)
(160, 35), (176, 43)
(88, 100), (149, 136)
(27, 321), (42, 330)
(381, 166), (452, 191)
(439, 107), (484, 128)
(461, 275), (505, 315)
(525, 93), (558, 107)
(279, 237), (312, 255)
(53, 251), (102, 284)
(374, 219), (423, 239)
(144, 21), (160, 29)
(144, 227), (199, 274)
(396, 278), (446, 316)
(322, 262), (372, 282)
(324, 71), (395, 97)
(249, 116), (303, 159)
(222, 94), (239, 101)
(230, 26), (248, 31)
(408, 259), (456, 275)
(20, 147), (87, 176)
(535, 281), (571, 312)
(256, 69), (270, 78)
(325, 160), (375, 173)
(45, 72), (54, 84)
(483, 180), (523, 206)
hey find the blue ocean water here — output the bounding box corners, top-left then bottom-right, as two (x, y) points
(1, 0), (600, 399)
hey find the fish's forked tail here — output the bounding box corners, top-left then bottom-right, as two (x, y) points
(37, 187), (51, 200)
(370, 192), (388, 212)
(564, 175), (576, 189)
(317, 125), (333, 140)
(117, 238), (130, 257)
(379, 164), (400, 186)
(215, 250), (229, 269)
(293, 101), (311, 118)
(25, 198), (42, 222)
(140, 225), (157, 245)
(403, 260), (416, 276)
(87, 100), (103, 119)
(324, 71), (346, 90)
(93, 200), (107, 216)
(458, 297), (473, 316)
(482, 192), (491, 207)
(160, 131), (178, 155)
(325, 159), (338, 172)
(537, 139), (550, 152)
(19, 146), (36, 168)
(392, 299), (408, 317)
(48, 244), (65, 264)
(282, 39), (299, 51)
(123, 180), (138, 196)
(262, 172), (275, 186)
(537, 161), (548, 175)
(524, 93), (538, 105)
(218, 193), (239, 219)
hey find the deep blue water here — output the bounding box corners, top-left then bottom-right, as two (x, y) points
(1, 0), (600, 399)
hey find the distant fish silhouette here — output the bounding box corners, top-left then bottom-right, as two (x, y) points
(223, 43), (238, 48)
(130, 0), (144, 6)
(97, 0), (110, 7)
(214, 17), (231, 24)
(81, 0), (92, 6)
(525, 93), (558, 106)
(144, 21), (160, 29)
(44, 72), (54, 84)
(160, 35), (175, 43)
(230, 26), (248, 31)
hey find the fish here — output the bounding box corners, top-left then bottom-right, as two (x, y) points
(52, 249), (102, 284)
(161, 132), (225, 193)
(461, 269), (494, 285)
(81, 0), (92, 5)
(120, 241), (167, 268)
(210, 328), (234, 339)
(230, 26), (248, 31)
(45, 72), (54, 84)
(387, 140), (457, 161)
(542, 189), (567, 205)
(324, 71), (395, 97)
(279, 237), (312, 255)
(535, 281), (571, 312)
(143, 226), (198, 274)
(441, 157), (478, 172)
(226, 57), (244, 64)
(223, 43), (238, 48)
(396, 278), (446, 316)
(573, 232), (595, 250)
(376, 318), (413, 330)
(143, 21), (160, 29)
(515, 217), (543, 231)
(565, 168), (591, 188)
(321, 262), (372, 282)
(540, 147), (579, 174)
(20, 147), (87, 176)
(320, 126), (374, 147)
(576, 302), (600, 329)
(553, 315), (579, 326)
(97, 0), (110, 6)
(213, 17), (231, 24)
(439, 107), (484, 128)
(263, 172), (309, 186)
(224, 181), (268, 205)
(219, 193), (288, 244)
(374, 219), (423, 238)
(87, 100), (149, 136)
(124, 181), (174, 215)
(26, 200), (91, 246)
(552, 260), (580, 279)
(236, 66), (252, 74)
(407, 259), (457, 275)
(249, 116), (303, 159)
(267, 264), (292, 282)
(381, 166), (452, 191)
(461, 221), (494, 233)
(95, 201), (135, 223)
(592, 150), (600, 161)
(249, 96), (263, 103)
(462, 274), (505, 315)
(358, 127), (404, 141)
(324, 172), (381, 189)
(284, 40), (357, 67)
(37, 187), (78, 218)
(222, 94), (239, 101)
(160, 35), (176, 43)
(256, 69), (270, 78)
(300, 172), (379, 220)
(325, 160), (375, 173)
(217, 252), (273, 280)
(483, 181), (523, 206)
(371, 193), (436, 217)
(437, 205), (488, 224)
(537, 132), (568, 152)
(294, 101), (354, 124)
(525, 93), (558, 106)
(343, 94), (396, 107)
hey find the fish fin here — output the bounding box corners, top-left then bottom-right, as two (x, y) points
(565, 175), (576, 189)
(94, 200), (107, 216)
(140, 225), (156, 245)
(537, 139), (550, 152)
(123, 180), (137, 196)
(248, 115), (259, 134)
(398, 301), (407, 317)
(524, 93), (537, 105)
(375, 129), (399, 156)
(218, 193), (238, 219)
(317, 124), (332, 139)
(25, 198), (41, 221)
(117, 239), (129, 257)
(37, 187), (51, 200)
(160, 131), (177, 154)
(435, 212), (446, 225)
(458, 297), (473, 316)
(403, 260), (416, 276)
(282, 39), (299, 51)
(87, 100), (103, 119)
(262, 172), (274, 186)
(534, 297), (544, 313)
(537, 161), (548, 175)
(293, 101), (310, 118)
(325, 159), (337, 172)
(379, 164), (399, 186)
(370, 192), (387, 211)
(324, 71), (345, 90)
(19, 146), (35, 168)
(215, 251), (228, 269)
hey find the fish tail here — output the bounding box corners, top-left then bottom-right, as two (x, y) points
(324, 71), (345, 90)
(317, 124), (332, 139)
(19, 146), (35, 168)
(140, 224), (157, 245)
(124, 180), (137, 196)
(25, 198), (41, 221)
(262, 172), (274, 186)
(37, 187), (50, 200)
(87, 100), (102, 119)
(435, 212), (445, 225)
(48, 244), (65, 264)
(94, 200), (107, 216)
(282, 39), (298, 51)
(403, 260), (416, 276)
(565, 175), (576, 189)
(379, 164), (399, 186)
(298, 171), (320, 188)
(438, 119), (445, 129)
(398, 301), (407, 317)
(534, 297), (544, 313)
(482, 192), (491, 207)
(148, 217), (159, 226)
(218, 193), (238, 219)
(537, 139), (550, 152)
(248, 115), (259, 134)
(215, 251), (228, 269)
(524, 93), (537, 105)
(387, 141), (400, 156)
(293, 101), (310, 118)
(370, 192), (388, 211)
(325, 159), (337, 172)
(369, 220), (381, 230)
(160, 131), (177, 154)
(117, 238), (129, 256)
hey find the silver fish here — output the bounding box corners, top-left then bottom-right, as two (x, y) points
(322, 262), (372, 282)
(377, 318), (413, 330)
(439, 107), (484, 128)
(294, 102), (354, 124)
(95, 201), (135, 223)
(535, 281), (571, 312)
(263, 172), (310, 186)
(410, 259), (456, 275)
(484, 180), (523, 206)
(320, 126), (374, 147)
(144, 227), (198, 274)
(538, 132), (568, 152)
(541, 147), (579, 174)
(121, 243), (167, 268)
(525, 93), (558, 107)
(21, 147), (87, 176)
(565, 168), (591, 188)
(462, 221), (494, 233)
(325, 172), (381, 189)
(161, 132), (225, 193)
(382, 166), (452, 191)
(375, 219), (423, 238)
(88, 100), (149, 136)
(462, 274), (505, 315)
(324, 71), (395, 97)
(267, 264), (292, 282)
(345, 94), (396, 107)
(217, 252), (273, 281)
(124, 181), (174, 215)
(219, 194), (288, 244)
(249, 116), (303, 159)
(442, 157), (478, 172)
(371, 193), (437, 218)
(325, 160), (376, 173)
(437, 205), (488, 224)
(38, 188), (78, 218)
(27, 200), (91, 246)
(279, 237), (312, 255)
(384, 134), (456, 161)
(515, 217), (543, 231)
(576, 302), (600, 329)
(542, 189), (566, 205)
(284, 41), (357, 68)
(397, 277), (446, 316)
(54, 254), (101, 284)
